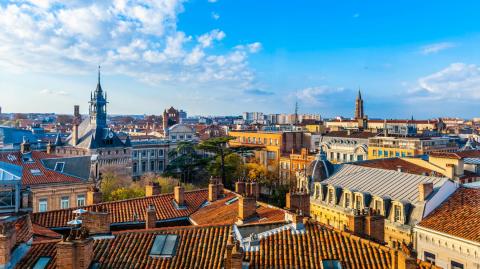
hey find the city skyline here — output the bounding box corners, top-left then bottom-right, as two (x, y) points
(1, 0), (480, 118)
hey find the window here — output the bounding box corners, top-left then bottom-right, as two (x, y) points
(401, 152), (406, 157)
(179, 135), (184, 140)
(141, 161), (146, 172)
(267, 151), (276, 160)
(187, 135), (192, 139)
(394, 205), (402, 222)
(158, 161), (164, 171)
(33, 257), (52, 269)
(328, 189), (334, 204)
(150, 160), (155, 171)
(150, 150), (155, 157)
(158, 149), (164, 157)
(39, 199), (48, 212)
(378, 150), (383, 156)
(133, 151), (138, 158)
(349, 155), (354, 161)
(344, 194), (350, 208)
(30, 169), (43, 176)
(77, 195), (85, 207)
(395, 152), (400, 157)
(336, 153), (340, 160)
(171, 135), (177, 140)
(357, 155), (364, 161)
(342, 154), (347, 161)
(133, 162), (138, 174)
(355, 195), (362, 209)
(54, 162), (65, 172)
(60, 196), (69, 209)
(322, 260), (342, 269)
(424, 252), (435, 265)
(374, 200), (382, 213)
(150, 234), (179, 257)
(372, 150), (377, 156)
(451, 260), (464, 269)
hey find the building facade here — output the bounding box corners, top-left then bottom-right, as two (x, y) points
(320, 130), (375, 163)
(130, 137), (170, 178)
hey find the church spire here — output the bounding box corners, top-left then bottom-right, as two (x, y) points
(357, 88), (362, 100)
(96, 65), (102, 94)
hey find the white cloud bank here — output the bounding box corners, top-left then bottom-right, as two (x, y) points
(0, 0), (261, 88)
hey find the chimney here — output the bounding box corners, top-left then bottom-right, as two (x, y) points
(86, 186), (102, 206)
(235, 180), (245, 195)
(445, 163), (455, 178)
(20, 137), (30, 154)
(224, 233), (244, 269)
(292, 212), (307, 231)
(0, 221), (16, 267)
(81, 210), (110, 235)
(145, 181), (161, 197)
(285, 191), (310, 216)
(56, 227), (93, 269)
(217, 179), (224, 198)
(397, 166), (403, 172)
(72, 123), (79, 146)
(208, 177), (219, 202)
(364, 209), (385, 243)
(418, 182), (434, 202)
(238, 193), (257, 222)
(347, 210), (365, 236)
(145, 204), (157, 229)
(174, 184), (185, 206)
(390, 242), (417, 269)
(248, 181), (260, 199)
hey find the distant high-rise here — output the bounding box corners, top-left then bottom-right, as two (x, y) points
(354, 90), (364, 119)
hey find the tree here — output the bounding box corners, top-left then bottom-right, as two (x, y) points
(165, 141), (209, 184)
(207, 153), (244, 188)
(197, 136), (236, 185)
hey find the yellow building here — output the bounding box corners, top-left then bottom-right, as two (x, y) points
(229, 131), (308, 176)
(279, 148), (316, 184)
(368, 136), (458, 160)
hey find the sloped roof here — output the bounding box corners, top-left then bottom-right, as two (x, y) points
(323, 164), (447, 203)
(0, 151), (88, 186)
(418, 187), (480, 243)
(354, 158), (438, 176)
(323, 130), (378, 139)
(429, 150), (480, 159)
(32, 189), (209, 228)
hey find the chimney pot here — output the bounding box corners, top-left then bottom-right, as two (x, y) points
(86, 186), (102, 205)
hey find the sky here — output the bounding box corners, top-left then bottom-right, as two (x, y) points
(1, 0), (480, 118)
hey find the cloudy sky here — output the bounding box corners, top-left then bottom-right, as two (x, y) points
(1, 0), (480, 118)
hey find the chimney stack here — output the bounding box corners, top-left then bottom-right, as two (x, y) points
(208, 177), (219, 202)
(0, 221), (16, 267)
(72, 123), (79, 146)
(86, 186), (102, 206)
(237, 192), (257, 223)
(224, 232), (244, 269)
(445, 164), (455, 178)
(347, 209), (385, 243)
(145, 204), (157, 229)
(235, 180), (245, 195)
(145, 181), (161, 197)
(56, 227), (93, 269)
(20, 137), (31, 154)
(286, 191), (310, 216)
(390, 242), (417, 269)
(81, 210), (110, 235)
(418, 182), (434, 202)
(46, 141), (55, 154)
(174, 184), (185, 206)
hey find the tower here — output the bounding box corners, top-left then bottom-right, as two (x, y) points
(89, 66), (108, 128)
(354, 89), (364, 120)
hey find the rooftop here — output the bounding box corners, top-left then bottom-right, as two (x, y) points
(323, 130), (378, 139)
(429, 150), (480, 159)
(354, 158), (439, 176)
(418, 187), (480, 243)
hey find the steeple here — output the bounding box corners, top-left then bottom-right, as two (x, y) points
(95, 65), (103, 94)
(357, 89), (362, 100)
(89, 66), (108, 128)
(354, 88), (364, 120)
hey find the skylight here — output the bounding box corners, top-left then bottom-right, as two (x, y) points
(30, 169), (43, 176)
(322, 260), (342, 269)
(32, 257), (51, 269)
(150, 234), (179, 258)
(225, 197), (239, 205)
(54, 162), (65, 172)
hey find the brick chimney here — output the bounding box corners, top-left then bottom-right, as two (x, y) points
(445, 164), (455, 178)
(72, 123), (79, 146)
(224, 233), (244, 269)
(145, 204), (157, 229)
(145, 181), (161, 197)
(238, 193), (257, 222)
(46, 141), (55, 154)
(247, 181), (260, 199)
(208, 178), (219, 202)
(0, 221), (16, 267)
(81, 210), (110, 235)
(347, 210), (365, 235)
(56, 227), (93, 269)
(347, 209), (385, 243)
(286, 191), (310, 216)
(174, 184), (185, 206)
(86, 186), (102, 206)
(20, 137), (31, 154)
(235, 180), (245, 195)
(418, 182), (434, 202)
(390, 242), (417, 269)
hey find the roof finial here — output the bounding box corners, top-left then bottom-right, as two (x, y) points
(357, 88), (362, 99)
(98, 65), (101, 84)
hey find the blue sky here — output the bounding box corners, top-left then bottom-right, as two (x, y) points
(1, 0), (480, 118)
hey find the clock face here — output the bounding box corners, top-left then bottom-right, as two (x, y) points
(108, 132), (114, 139)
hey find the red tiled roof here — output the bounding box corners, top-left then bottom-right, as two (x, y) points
(354, 158), (438, 176)
(245, 222), (392, 269)
(16, 225), (231, 269)
(15, 214), (33, 246)
(0, 151), (84, 186)
(190, 193), (286, 226)
(429, 150), (480, 159)
(323, 130), (378, 139)
(31, 189), (209, 228)
(32, 224), (62, 242)
(418, 187), (480, 243)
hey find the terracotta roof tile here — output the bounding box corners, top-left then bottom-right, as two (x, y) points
(0, 151), (85, 185)
(418, 187), (480, 243)
(429, 150), (480, 159)
(31, 189), (209, 228)
(354, 158), (438, 176)
(323, 130), (378, 139)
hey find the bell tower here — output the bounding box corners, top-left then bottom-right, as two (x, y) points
(354, 89), (364, 120)
(89, 66), (108, 128)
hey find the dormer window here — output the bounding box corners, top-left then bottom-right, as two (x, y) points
(32, 256), (52, 269)
(328, 188), (334, 204)
(393, 204), (402, 222)
(344, 193), (350, 208)
(54, 162), (65, 172)
(354, 194), (362, 210)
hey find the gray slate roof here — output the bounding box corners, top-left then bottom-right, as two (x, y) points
(322, 164), (447, 204)
(41, 156), (92, 180)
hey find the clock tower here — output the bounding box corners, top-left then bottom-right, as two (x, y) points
(89, 66), (108, 128)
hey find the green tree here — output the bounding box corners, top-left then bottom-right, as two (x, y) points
(197, 136), (236, 185)
(165, 141), (208, 184)
(207, 153), (244, 187)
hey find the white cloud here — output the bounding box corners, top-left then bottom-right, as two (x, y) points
(0, 1), (260, 88)
(211, 12), (220, 20)
(420, 42), (455, 55)
(295, 86), (346, 105)
(413, 63), (480, 100)
(40, 89), (69, 95)
(208, 0), (218, 2)
(247, 42), (262, 53)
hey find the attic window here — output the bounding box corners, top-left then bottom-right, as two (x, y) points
(54, 162), (65, 172)
(322, 260), (342, 269)
(225, 197), (239, 205)
(150, 234), (179, 258)
(30, 169), (43, 176)
(32, 256), (52, 269)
